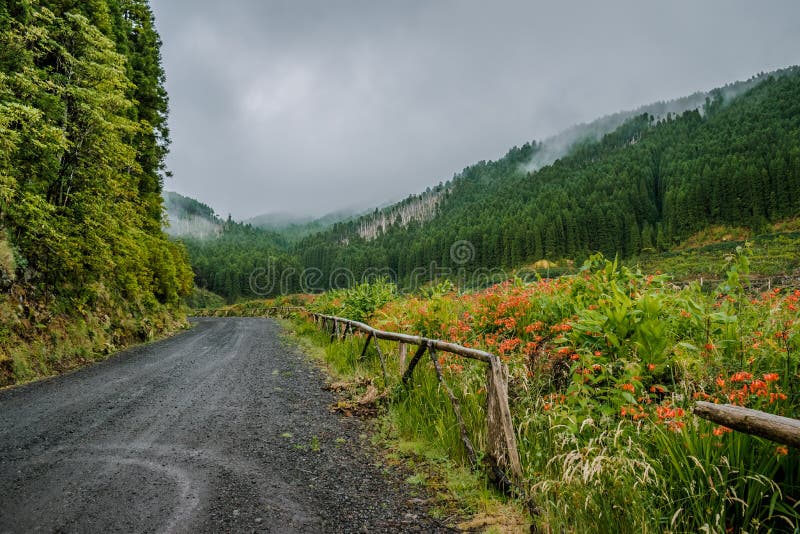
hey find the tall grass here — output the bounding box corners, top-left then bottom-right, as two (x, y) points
(286, 251), (800, 531)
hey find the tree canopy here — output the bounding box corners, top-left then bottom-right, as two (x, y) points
(0, 0), (192, 311)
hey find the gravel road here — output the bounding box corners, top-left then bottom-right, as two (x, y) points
(0, 318), (451, 533)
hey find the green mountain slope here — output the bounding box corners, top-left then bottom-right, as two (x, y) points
(174, 222), (300, 303)
(164, 191), (223, 239)
(295, 67), (800, 287)
(161, 197), (298, 302)
(244, 208), (360, 242)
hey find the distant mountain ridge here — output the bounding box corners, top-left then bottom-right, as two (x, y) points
(245, 207), (365, 242)
(293, 65), (800, 287)
(524, 69), (787, 171)
(318, 68), (798, 244)
(244, 212), (314, 229)
(163, 191), (223, 239)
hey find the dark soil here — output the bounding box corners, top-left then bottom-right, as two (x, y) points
(0, 318), (454, 533)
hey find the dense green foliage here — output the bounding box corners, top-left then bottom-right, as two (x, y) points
(177, 219), (301, 302)
(0, 0), (192, 384)
(294, 68), (800, 287)
(286, 255), (799, 532)
(164, 192), (306, 302)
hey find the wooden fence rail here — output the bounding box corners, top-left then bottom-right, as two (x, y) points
(257, 307), (800, 492)
(308, 311), (523, 489)
(694, 401), (800, 448)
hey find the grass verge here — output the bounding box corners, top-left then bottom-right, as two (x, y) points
(279, 317), (531, 533)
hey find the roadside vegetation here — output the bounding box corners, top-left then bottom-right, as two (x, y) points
(213, 249), (800, 532)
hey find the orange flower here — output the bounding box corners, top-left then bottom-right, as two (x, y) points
(448, 363), (464, 374)
(763, 373), (780, 383)
(525, 321), (544, 333)
(749, 379), (768, 396)
(668, 421), (685, 432)
(730, 371), (752, 383)
(713, 426), (732, 436)
(769, 392), (788, 403)
(498, 337), (521, 354)
(715, 377), (725, 388)
(776, 446), (788, 456)
(620, 383), (635, 393)
(648, 363), (656, 372)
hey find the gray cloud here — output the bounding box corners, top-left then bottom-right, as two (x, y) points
(151, 0), (800, 219)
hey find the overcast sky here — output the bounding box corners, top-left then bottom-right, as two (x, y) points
(151, 1), (800, 220)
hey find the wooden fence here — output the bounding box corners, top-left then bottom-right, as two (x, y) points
(308, 311), (522, 490)
(256, 307), (800, 485)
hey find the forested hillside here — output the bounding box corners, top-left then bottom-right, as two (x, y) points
(295, 68), (800, 286)
(164, 190), (222, 238)
(177, 220), (300, 302)
(244, 208), (357, 242)
(0, 0), (192, 385)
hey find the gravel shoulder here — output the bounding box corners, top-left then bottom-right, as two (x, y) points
(0, 317), (452, 533)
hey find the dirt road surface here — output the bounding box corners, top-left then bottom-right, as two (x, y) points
(0, 318), (451, 533)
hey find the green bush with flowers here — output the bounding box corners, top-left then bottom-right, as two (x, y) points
(304, 250), (799, 531)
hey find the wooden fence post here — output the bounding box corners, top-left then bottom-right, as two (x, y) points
(401, 344), (428, 385)
(373, 338), (388, 387)
(358, 333), (373, 361)
(307, 312), (523, 494)
(486, 355), (522, 481)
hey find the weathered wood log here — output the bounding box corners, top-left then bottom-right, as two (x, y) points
(429, 346), (478, 468)
(486, 356), (523, 480)
(312, 313), (491, 363)
(358, 333), (373, 361)
(402, 344), (428, 385)
(694, 401), (800, 448)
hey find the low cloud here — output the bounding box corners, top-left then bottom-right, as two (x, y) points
(151, 0), (800, 219)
